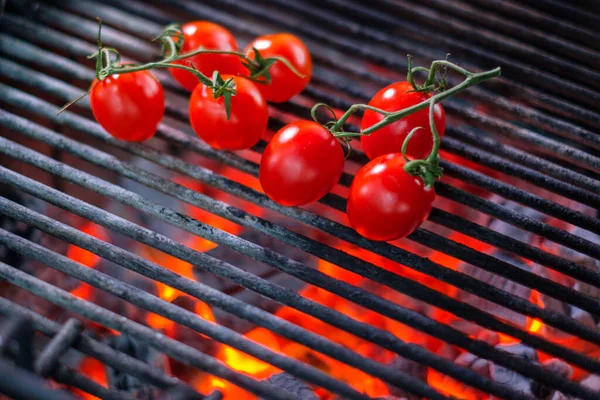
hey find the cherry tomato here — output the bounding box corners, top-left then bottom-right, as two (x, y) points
(169, 21), (243, 92)
(361, 82), (445, 160)
(189, 75), (268, 150)
(347, 154), (435, 241)
(260, 121), (344, 206)
(90, 70), (164, 142)
(243, 33), (312, 103)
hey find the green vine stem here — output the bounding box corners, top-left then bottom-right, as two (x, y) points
(60, 18), (304, 118)
(402, 99), (444, 187)
(317, 59), (500, 137)
(309, 57), (500, 186)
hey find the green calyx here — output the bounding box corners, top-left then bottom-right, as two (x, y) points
(242, 47), (306, 85)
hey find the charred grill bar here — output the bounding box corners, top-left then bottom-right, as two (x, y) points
(1, 0), (600, 399)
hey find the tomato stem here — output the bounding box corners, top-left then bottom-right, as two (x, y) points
(313, 57), (500, 187)
(59, 18), (303, 118)
(402, 99), (444, 187)
(328, 60), (500, 137)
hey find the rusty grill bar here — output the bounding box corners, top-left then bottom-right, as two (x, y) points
(1, 0), (600, 399)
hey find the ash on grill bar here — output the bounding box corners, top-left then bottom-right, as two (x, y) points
(1, 0), (600, 399)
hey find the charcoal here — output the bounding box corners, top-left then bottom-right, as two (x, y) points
(531, 359), (572, 400)
(259, 373), (317, 400)
(455, 351), (491, 377)
(442, 343), (542, 399)
(550, 374), (600, 400)
(458, 250), (532, 327)
(104, 334), (169, 399)
(386, 355), (427, 400)
(533, 226), (600, 338)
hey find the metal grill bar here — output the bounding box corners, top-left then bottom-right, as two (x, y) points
(5, 48), (600, 360)
(2, 35), (599, 272)
(465, 0), (600, 48)
(442, 130), (600, 204)
(520, 0), (600, 31)
(2, 1), (600, 399)
(6, 67), (600, 320)
(51, 366), (131, 400)
(3, 51), (600, 295)
(0, 194), (537, 400)
(0, 359), (78, 400)
(1, 69), (600, 354)
(1, 93), (600, 394)
(317, 0), (600, 110)
(379, 0), (600, 84)
(0, 123), (579, 399)
(3, 97), (600, 347)
(6, 8), (600, 192)
(418, 0), (600, 66)
(0, 261), (302, 400)
(32, 0), (600, 165)
(0, 297), (191, 394)
(0, 230), (381, 400)
(1, 108), (600, 396)
(99, 0), (595, 136)
(133, 0), (600, 165)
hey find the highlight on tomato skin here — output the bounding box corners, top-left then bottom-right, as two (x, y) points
(90, 69), (164, 142)
(259, 121), (344, 207)
(243, 33), (312, 103)
(169, 21), (244, 92)
(361, 81), (446, 160)
(347, 153), (436, 242)
(189, 75), (268, 150)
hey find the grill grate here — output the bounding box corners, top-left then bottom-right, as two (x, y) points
(1, 0), (600, 399)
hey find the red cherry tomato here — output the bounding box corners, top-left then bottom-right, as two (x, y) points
(90, 70), (164, 142)
(189, 76), (268, 150)
(361, 82), (445, 160)
(243, 33), (312, 103)
(347, 154), (435, 241)
(260, 121), (344, 206)
(169, 21), (243, 91)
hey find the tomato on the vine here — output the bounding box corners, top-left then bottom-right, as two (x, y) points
(260, 121), (344, 206)
(90, 70), (164, 142)
(361, 82), (446, 160)
(189, 75), (268, 150)
(243, 33), (312, 103)
(347, 154), (435, 241)
(169, 21), (243, 91)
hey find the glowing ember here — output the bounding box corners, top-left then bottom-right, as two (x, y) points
(73, 357), (107, 400)
(221, 328), (280, 377)
(66, 222), (110, 269)
(67, 223), (108, 302)
(428, 368), (481, 400)
(147, 296), (215, 335)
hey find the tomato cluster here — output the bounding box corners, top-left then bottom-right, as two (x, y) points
(89, 21), (312, 150)
(261, 82), (445, 242)
(85, 18), (498, 243)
